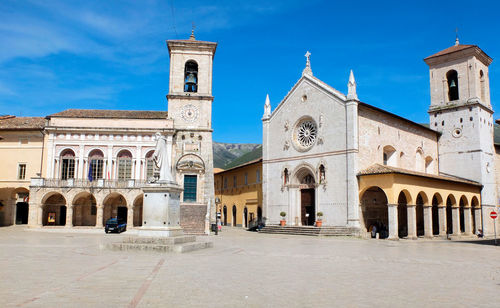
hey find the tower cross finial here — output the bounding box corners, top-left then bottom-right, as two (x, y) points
(302, 51), (313, 76)
(190, 22), (196, 40)
(305, 51), (311, 67)
(455, 27), (459, 46)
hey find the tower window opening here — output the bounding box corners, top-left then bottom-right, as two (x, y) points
(480, 70), (486, 102)
(460, 118), (463, 123)
(184, 60), (198, 93)
(446, 70), (459, 101)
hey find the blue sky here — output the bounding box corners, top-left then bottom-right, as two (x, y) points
(1, 0), (499, 143)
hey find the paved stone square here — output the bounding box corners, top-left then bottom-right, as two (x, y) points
(0, 226), (499, 307)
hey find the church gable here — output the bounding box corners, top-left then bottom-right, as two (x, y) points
(265, 76), (349, 160)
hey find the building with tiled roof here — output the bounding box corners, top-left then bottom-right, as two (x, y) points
(261, 39), (497, 239)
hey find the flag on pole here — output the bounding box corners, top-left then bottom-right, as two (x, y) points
(88, 161), (93, 182)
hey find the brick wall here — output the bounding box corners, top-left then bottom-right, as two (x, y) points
(180, 204), (206, 234)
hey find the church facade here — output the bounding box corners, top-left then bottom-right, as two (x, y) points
(0, 33), (217, 233)
(262, 41), (497, 238)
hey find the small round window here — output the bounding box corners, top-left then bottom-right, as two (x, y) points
(293, 118), (318, 151)
(452, 128), (462, 138)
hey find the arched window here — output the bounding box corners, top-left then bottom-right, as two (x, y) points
(383, 145), (396, 166)
(184, 60), (198, 93)
(60, 149), (75, 180)
(415, 149), (425, 172)
(145, 150), (155, 180)
(480, 70), (486, 102)
(446, 70), (459, 101)
(425, 156), (433, 174)
(88, 149), (104, 180)
(117, 150), (133, 180)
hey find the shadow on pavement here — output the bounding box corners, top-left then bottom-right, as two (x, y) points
(454, 238), (499, 246)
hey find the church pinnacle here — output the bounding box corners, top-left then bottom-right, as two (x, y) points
(302, 51), (313, 76)
(263, 94), (271, 119)
(347, 70), (358, 100)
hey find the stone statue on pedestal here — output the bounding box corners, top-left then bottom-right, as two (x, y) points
(153, 132), (174, 182)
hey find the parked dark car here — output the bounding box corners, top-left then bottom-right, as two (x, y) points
(105, 217), (127, 233)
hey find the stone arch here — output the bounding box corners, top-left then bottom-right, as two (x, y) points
(416, 192), (427, 236)
(133, 194), (143, 227)
(176, 153), (205, 173)
(85, 147), (106, 158)
(383, 145), (397, 166)
(471, 196), (480, 234)
(415, 148), (425, 172)
(72, 192), (97, 226)
(431, 192), (442, 235)
(360, 186), (389, 239)
(459, 195), (468, 233)
(397, 191), (408, 238)
(102, 192), (127, 225)
(446, 194), (457, 234)
(292, 164), (316, 185)
(425, 156), (433, 173)
(12, 187), (30, 225)
(42, 192), (67, 226)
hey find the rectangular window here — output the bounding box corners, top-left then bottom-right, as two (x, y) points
(118, 159), (132, 180)
(233, 175), (237, 187)
(183, 175), (197, 202)
(146, 159), (154, 179)
(256, 170), (261, 183)
(61, 158), (75, 180)
(90, 159), (104, 179)
(244, 172), (248, 185)
(18, 164), (26, 180)
(223, 178), (227, 189)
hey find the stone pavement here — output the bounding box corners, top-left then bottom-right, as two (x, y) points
(0, 226), (498, 308)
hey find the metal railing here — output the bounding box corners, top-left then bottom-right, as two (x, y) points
(31, 177), (147, 189)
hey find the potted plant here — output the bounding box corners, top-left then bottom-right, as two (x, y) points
(316, 212), (323, 227)
(280, 211), (287, 226)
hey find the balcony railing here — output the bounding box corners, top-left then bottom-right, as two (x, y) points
(30, 177), (147, 189)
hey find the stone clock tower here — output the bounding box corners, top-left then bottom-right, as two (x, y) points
(166, 32), (217, 234)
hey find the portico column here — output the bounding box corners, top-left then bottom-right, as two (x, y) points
(388, 204), (399, 240)
(464, 207), (472, 235)
(65, 206), (73, 228)
(474, 208), (481, 233)
(127, 207), (134, 228)
(407, 204), (417, 239)
(452, 207), (460, 235)
(9, 198), (17, 225)
(37, 205), (43, 227)
(438, 205), (446, 236)
(96, 205), (103, 228)
(423, 205), (433, 238)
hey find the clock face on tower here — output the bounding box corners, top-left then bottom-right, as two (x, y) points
(180, 104), (199, 123)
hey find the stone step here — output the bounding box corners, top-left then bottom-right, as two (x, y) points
(122, 235), (196, 245)
(107, 240), (213, 253)
(259, 225), (360, 237)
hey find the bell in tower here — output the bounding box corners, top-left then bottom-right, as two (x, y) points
(184, 60), (198, 93)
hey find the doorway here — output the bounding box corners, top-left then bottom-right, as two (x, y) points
(301, 189), (315, 226)
(15, 202), (29, 224)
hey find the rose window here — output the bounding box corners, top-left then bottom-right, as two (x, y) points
(295, 119), (317, 149)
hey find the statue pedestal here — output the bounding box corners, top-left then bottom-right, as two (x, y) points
(139, 182), (184, 237)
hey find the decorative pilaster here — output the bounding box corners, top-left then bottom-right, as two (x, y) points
(407, 204), (417, 239)
(388, 204), (399, 240)
(37, 205), (43, 227)
(423, 205), (433, 238)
